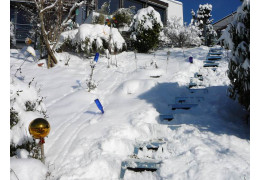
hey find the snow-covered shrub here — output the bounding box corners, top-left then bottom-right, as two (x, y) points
(191, 4), (217, 46)
(10, 21), (16, 48)
(164, 17), (201, 47)
(112, 7), (135, 29)
(57, 24), (127, 54)
(130, 6), (163, 53)
(219, 0), (250, 111)
(10, 77), (47, 159)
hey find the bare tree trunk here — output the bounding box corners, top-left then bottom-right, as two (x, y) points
(39, 11), (57, 68)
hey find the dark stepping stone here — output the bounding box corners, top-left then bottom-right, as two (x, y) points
(150, 76), (161, 78)
(203, 63), (219, 67)
(208, 52), (223, 56)
(160, 114), (174, 121)
(120, 160), (161, 179)
(169, 103), (198, 110)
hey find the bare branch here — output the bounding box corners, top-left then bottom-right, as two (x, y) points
(61, 1), (85, 27)
(40, 0), (60, 14)
(33, 0), (40, 9)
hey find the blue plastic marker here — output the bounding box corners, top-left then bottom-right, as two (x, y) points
(94, 53), (99, 62)
(189, 57), (193, 63)
(94, 99), (104, 114)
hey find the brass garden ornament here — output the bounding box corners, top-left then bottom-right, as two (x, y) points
(29, 118), (50, 164)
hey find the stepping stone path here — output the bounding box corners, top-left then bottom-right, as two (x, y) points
(203, 47), (223, 69)
(119, 47), (224, 179)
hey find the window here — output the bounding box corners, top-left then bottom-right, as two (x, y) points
(98, 0), (120, 14)
(124, 0), (143, 14)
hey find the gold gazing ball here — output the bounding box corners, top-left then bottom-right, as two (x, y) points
(29, 118), (50, 139)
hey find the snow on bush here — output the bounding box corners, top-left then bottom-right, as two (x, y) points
(10, 76), (47, 158)
(219, 0), (250, 111)
(164, 17), (201, 47)
(57, 24), (127, 54)
(113, 7), (135, 29)
(130, 6), (163, 53)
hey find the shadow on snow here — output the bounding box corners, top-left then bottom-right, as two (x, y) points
(138, 82), (250, 140)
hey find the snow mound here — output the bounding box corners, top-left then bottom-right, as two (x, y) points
(131, 6), (163, 30)
(58, 24), (126, 53)
(10, 158), (47, 180)
(116, 79), (158, 95)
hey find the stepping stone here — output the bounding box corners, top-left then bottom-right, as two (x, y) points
(175, 96), (204, 104)
(194, 73), (203, 81)
(159, 114), (174, 121)
(206, 56), (222, 61)
(150, 75), (161, 78)
(188, 82), (198, 88)
(204, 60), (217, 64)
(208, 52), (223, 56)
(167, 125), (182, 131)
(209, 48), (223, 53)
(169, 103), (198, 110)
(203, 63), (219, 67)
(189, 88), (208, 94)
(120, 159), (162, 179)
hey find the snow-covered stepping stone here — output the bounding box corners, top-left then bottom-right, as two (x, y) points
(208, 52), (223, 56)
(134, 141), (166, 155)
(204, 60), (217, 64)
(188, 82), (198, 88)
(169, 103), (198, 110)
(167, 125), (182, 130)
(146, 69), (164, 78)
(203, 63), (219, 67)
(189, 88), (208, 94)
(120, 159), (162, 179)
(194, 73), (203, 81)
(159, 114), (174, 121)
(209, 47), (223, 53)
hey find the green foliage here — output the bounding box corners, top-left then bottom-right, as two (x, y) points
(131, 11), (162, 53)
(10, 140), (41, 159)
(113, 7), (134, 28)
(58, 38), (77, 53)
(25, 101), (36, 111)
(226, 0), (250, 111)
(10, 108), (19, 129)
(93, 14), (105, 25)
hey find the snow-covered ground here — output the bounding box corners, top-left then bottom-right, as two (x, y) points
(10, 46), (249, 180)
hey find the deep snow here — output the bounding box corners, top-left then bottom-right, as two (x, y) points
(10, 46), (249, 180)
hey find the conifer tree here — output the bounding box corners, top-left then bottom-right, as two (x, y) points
(220, 0), (250, 111)
(192, 4), (217, 46)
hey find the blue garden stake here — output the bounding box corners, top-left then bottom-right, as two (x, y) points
(189, 57), (193, 63)
(94, 53), (99, 63)
(94, 99), (104, 114)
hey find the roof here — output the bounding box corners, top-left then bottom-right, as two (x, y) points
(213, 12), (236, 31)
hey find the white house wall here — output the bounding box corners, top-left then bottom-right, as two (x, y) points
(161, 0), (183, 24)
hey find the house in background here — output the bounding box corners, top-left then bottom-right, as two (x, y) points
(77, 0), (183, 25)
(213, 12), (237, 38)
(10, 0), (183, 47)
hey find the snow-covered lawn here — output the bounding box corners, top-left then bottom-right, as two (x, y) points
(10, 46), (249, 180)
